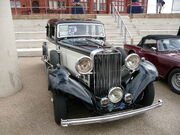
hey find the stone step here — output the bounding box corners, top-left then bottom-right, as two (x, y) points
(15, 28), (45, 32)
(16, 39), (48, 48)
(17, 48), (42, 57)
(139, 30), (178, 35)
(15, 32), (46, 40)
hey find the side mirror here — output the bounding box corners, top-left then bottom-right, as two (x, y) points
(151, 47), (157, 51)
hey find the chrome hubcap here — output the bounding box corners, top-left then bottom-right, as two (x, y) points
(171, 73), (180, 91)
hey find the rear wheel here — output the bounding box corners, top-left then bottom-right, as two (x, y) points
(53, 93), (67, 125)
(168, 68), (180, 94)
(135, 82), (155, 106)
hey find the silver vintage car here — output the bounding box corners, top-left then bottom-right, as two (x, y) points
(42, 19), (163, 126)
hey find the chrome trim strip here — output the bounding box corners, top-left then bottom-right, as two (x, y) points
(61, 99), (163, 127)
(90, 49), (104, 59)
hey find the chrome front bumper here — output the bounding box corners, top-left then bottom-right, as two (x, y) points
(61, 99), (163, 127)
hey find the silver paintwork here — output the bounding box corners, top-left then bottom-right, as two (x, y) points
(61, 99), (163, 127)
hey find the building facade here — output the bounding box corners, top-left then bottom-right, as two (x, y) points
(10, 0), (148, 15)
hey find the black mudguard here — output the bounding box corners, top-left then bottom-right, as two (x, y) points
(125, 60), (158, 102)
(48, 67), (93, 105)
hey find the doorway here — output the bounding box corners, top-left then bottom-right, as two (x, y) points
(32, 0), (40, 13)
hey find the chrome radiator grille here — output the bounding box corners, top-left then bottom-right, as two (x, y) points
(93, 51), (121, 97)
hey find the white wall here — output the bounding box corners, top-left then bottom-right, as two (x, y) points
(147, 0), (180, 13)
(147, 0), (157, 13)
(161, 0), (173, 13)
(172, 0), (180, 13)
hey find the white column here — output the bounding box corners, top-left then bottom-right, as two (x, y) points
(97, 0), (100, 11)
(0, 0), (22, 97)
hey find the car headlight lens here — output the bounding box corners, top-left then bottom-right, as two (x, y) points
(75, 56), (93, 74)
(125, 54), (140, 70)
(108, 87), (123, 103)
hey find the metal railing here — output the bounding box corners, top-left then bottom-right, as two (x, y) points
(111, 2), (133, 44)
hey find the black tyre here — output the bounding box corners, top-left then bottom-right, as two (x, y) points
(53, 93), (67, 125)
(136, 82), (155, 106)
(168, 68), (180, 94)
(115, 47), (127, 65)
(50, 50), (59, 67)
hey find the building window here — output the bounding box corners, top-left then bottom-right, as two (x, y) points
(48, 0), (66, 9)
(93, 0), (106, 11)
(80, 0), (87, 10)
(99, 0), (106, 11)
(10, 0), (21, 8)
(49, 0), (53, 9)
(58, 1), (66, 8)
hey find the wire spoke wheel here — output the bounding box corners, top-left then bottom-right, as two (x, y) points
(168, 68), (180, 94)
(171, 73), (180, 92)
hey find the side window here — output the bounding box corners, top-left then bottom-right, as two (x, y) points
(142, 39), (157, 51)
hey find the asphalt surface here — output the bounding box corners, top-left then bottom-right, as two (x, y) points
(0, 57), (179, 135)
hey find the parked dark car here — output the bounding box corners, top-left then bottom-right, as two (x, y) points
(124, 35), (180, 94)
(42, 19), (163, 126)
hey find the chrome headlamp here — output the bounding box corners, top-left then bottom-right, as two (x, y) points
(108, 87), (123, 103)
(125, 54), (140, 70)
(75, 56), (93, 74)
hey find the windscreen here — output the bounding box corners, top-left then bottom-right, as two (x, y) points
(158, 39), (180, 51)
(57, 23), (105, 38)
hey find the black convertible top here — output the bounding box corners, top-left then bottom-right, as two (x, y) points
(142, 35), (180, 40)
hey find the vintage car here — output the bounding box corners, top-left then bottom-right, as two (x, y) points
(42, 19), (163, 126)
(124, 35), (180, 94)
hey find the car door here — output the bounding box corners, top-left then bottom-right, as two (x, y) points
(140, 39), (159, 69)
(155, 51), (169, 77)
(155, 40), (173, 78)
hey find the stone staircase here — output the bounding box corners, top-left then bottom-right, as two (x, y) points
(96, 15), (124, 46)
(14, 15), (180, 56)
(121, 16), (180, 44)
(14, 19), (48, 56)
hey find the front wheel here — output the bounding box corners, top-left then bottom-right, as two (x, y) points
(168, 68), (180, 94)
(135, 82), (155, 107)
(53, 93), (67, 125)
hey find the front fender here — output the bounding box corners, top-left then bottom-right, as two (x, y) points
(48, 67), (93, 105)
(125, 60), (158, 102)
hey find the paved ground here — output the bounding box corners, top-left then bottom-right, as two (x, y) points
(0, 57), (179, 135)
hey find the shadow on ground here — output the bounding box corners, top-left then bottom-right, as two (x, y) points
(0, 57), (179, 135)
